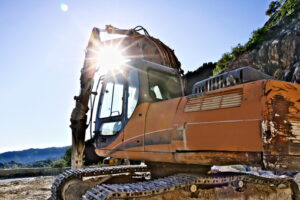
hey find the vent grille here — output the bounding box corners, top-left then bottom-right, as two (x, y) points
(192, 66), (272, 95)
(184, 89), (243, 112)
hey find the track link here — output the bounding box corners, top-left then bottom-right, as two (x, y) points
(83, 171), (300, 200)
(50, 165), (300, 200)
(49, 165), (148, 200)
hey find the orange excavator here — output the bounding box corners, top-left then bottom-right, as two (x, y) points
(50, 26), (300, 200)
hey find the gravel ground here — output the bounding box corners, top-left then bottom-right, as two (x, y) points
(0, 176), (54, 200)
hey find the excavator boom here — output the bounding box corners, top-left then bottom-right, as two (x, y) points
(70, 28), (100, 169)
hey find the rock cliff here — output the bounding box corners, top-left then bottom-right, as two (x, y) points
(216, 0), (300, 83)
(228, 13), (300, 82)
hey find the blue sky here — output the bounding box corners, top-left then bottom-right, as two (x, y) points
(0, 0), (271, 153)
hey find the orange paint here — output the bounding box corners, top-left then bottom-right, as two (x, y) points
(95, 80), (300, 170)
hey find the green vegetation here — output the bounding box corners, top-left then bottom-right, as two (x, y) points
(50, 147), (72, 168)
(213, 0), (300, 75)
(0, 161), (26, 169)
(213, 53), (233, 75)
(50, 158), (68, 168)
(266, 1), (281, 16)
(266, 0), (300, 28)
(27, 159), (52, 168)
(63, 146), (72, 166)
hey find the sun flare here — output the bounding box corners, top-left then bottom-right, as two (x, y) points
(98, 46), (127, 73)
(60, 3), (68, 12)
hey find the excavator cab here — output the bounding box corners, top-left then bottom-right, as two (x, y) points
(94, 59), (184, 149)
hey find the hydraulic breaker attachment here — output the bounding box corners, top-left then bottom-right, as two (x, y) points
(70, 28), (100, 169)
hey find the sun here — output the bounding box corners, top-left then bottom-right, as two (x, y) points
(98, 46), (127, 74)
(60, 3), (68, 12)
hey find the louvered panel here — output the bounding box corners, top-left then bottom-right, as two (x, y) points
(222, 96), (241, 100)
(184, 96), (203, 112)
(185, 88), (243, 112)
(201, 96), (222, 110)
(221, 93), (242, 108)
(184, 107), (201, 112)
(201, 105), (220, 110)
(221, 99), (241, 103)
(221, 99), (242, 104)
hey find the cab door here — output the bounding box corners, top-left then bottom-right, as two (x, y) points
(95, 73), (125, 150)
(123, 68), (149, 152)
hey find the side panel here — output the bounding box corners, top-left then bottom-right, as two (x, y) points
(262, 80), (300, 171)
(186, 120), (261, 151)
(144, 98), (182, 152)
(172, 81), (264, 152)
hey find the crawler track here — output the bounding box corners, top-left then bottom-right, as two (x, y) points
(49, 165), (148, 200)
(83, 172), (300, 200)
(50, 165), (300, 200)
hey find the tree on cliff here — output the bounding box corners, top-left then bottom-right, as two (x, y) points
(266, 1), (282, 16)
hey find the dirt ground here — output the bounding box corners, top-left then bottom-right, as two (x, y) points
(0, 176), (295, 200)
(0, 176), (55, 200)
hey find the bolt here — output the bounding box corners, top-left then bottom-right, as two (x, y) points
(238, 180), (244, 188)
(190, 184), (197, 193)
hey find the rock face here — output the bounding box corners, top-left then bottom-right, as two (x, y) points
(184, 63), (215, 94)
(227, 12), (300, 83)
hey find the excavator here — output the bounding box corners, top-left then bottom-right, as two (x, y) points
(50, 26), (300, 200)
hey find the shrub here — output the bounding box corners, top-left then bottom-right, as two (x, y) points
(50, 147), (71, 168)
(50, 159), (67, 168)
(266, 1), (281, 16)
(244, 27), (269, 51)
(231, 43), (246, 59)
(62, 147), (72, 167)
(213, 53), (233, 75)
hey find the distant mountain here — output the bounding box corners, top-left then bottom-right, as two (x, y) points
(0, 146), (69, 164)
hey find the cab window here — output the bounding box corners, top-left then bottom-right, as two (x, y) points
(98, 74), (124, 136)
(148, 70), (182, 101)
(100, 75), (124, 118)
(127, 69), (139, 119)
(100, 121), (122, 135)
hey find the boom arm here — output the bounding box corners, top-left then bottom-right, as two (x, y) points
(70, 28), (100, 169)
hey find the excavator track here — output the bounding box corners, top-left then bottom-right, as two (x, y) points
(49, 165), (148, 200)
(50, 165), (300, 200)
(82, 171), (300, 200)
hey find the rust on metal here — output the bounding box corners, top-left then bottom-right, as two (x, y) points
(101, 25), (183, 73)
(262, 81), (300, 171)
(174, 151), (262, 166)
